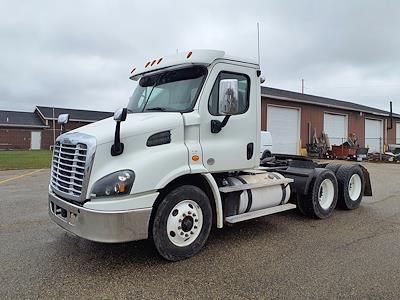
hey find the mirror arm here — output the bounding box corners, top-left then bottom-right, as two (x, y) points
(211, 115), (231, 134)
(111, 121), (124, 156)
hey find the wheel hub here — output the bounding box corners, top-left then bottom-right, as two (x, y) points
(318, 178), (335, 210)
(167, 200), (203, 247)
(181, 216), (194, 232)
(348, 174), (362, 201)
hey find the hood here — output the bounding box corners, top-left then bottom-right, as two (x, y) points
(70, 112), (184, 145)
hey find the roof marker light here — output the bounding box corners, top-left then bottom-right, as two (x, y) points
(145, 61), (151, 68)
(130, 67), (136, 74)
(157, 58), (163, 64)
(151, 59), (157, 66)
(187, 51), (193, 59)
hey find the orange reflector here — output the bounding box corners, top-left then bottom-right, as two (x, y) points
(151, 60), (157, 66)
(187, 51), (193, 59)
(157, 58), (163, 64)
(192, 155), (199, 161)
(130, 67), (136, 73)
(145, 61), (151, 68)
(118, 182), (126, 193)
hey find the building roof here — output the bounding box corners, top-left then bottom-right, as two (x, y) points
(0, 110), (47, 128)
(35, 106), (113, 122)
(262, 86), (400, 118)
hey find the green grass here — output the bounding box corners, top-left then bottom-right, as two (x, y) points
(0, 150), (52, 170)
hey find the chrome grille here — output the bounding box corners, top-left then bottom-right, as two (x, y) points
(50, 133), (96, 202)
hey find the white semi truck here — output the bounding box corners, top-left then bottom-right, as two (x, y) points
(49, 50), (372, 261)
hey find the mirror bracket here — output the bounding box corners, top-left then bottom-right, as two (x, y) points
(211, 115), (230, 134)
(111, 108), (127, 156)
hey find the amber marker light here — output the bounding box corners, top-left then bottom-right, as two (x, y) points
(118, 182), (126, 193)
(192, 155), (200, 161)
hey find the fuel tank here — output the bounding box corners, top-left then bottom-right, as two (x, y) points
(224, 172), (291, 214)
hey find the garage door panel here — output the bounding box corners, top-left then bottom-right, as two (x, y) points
(267, 106), (299, 154)
(365, 119), (383, 153)
(396, 123), (400, 144)
(324, 113), (347, 146)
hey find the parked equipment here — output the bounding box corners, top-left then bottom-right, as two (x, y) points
(48, 50), (372, 261)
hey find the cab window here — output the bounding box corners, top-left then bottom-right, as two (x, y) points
(208, 72), (250, 115)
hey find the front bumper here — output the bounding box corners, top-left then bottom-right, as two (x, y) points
(48, 192), (152, 243)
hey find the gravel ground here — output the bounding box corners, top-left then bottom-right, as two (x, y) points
(0, 163), (400, 299)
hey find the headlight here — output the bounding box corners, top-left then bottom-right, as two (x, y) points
(91, 170), (135, 198)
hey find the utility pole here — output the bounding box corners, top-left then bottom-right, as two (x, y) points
(257, 22), (260, 65)
(301, 79), (304, 94)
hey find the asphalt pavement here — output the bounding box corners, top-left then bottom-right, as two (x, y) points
(0, 163), (400, 299)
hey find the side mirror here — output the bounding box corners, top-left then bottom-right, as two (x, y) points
(57, 114), (70, 134)
(111, 108), (128, 156)
(57, 114), (70, 124)
(114, 108), (127, 121)
(218, 79), (239, 115)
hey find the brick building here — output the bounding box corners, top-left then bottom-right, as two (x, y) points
(261, 87), (400, 154)
(0, 106), (112, 150)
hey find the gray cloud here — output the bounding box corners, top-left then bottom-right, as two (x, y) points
(0, 0), (399, 113)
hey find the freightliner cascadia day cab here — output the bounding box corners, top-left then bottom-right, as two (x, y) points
(49, 50), (372, 261)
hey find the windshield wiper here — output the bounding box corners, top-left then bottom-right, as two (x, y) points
(145, 107), (166, 111)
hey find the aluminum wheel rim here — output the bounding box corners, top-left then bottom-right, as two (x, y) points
(318, 179), (334, 210)
(348, 174), (362, 201)
(167, 200), (203, 247)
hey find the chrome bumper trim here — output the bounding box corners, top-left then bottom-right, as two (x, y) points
(48, 192), (152, 243)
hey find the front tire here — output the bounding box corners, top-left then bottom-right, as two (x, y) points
(152, 185), (212, 261)
(297, 169), (338, 219)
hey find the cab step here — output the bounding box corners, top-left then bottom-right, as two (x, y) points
(224, 203), (297, 223)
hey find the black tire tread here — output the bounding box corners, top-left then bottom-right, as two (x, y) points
(297, 169), (338, 219)
(152, 185), (212, 261)
(336, 164), (364, 210)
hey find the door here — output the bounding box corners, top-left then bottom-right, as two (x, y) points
(199, 63), (258, 172)
(267, 105), (300, 154)
(324, 113), (347, 146)
(396, 122), (400, 144)
(365, 118), (383, 152)
(31, 131), (41, 150)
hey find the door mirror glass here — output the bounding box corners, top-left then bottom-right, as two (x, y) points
(57, 114), (70, 124)
(218, 79), (239, 115)
(114, 108), (128, 122)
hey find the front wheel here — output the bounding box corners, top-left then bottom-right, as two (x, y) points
(152, 185), (212, 261)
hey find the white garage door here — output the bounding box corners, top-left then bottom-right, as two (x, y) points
(324, 113), (347, 146)
(397, 123), (400, 144)
(31, 131), (41, 150)
(267, 105), (300, 154)
(365, 119), (383, 153)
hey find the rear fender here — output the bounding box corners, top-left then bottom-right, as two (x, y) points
(358, 165), (372, 196)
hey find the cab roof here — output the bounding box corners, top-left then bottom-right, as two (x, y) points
(129, 49), (259, 80)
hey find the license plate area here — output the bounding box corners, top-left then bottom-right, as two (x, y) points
(50, 200), (78, 226)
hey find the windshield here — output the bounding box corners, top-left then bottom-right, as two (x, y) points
(127, 65), (208, 113)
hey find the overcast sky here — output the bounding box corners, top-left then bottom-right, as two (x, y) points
(1, 0), (399, 113)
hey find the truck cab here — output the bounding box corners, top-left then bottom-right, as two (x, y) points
(48, 50), (371, 261)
